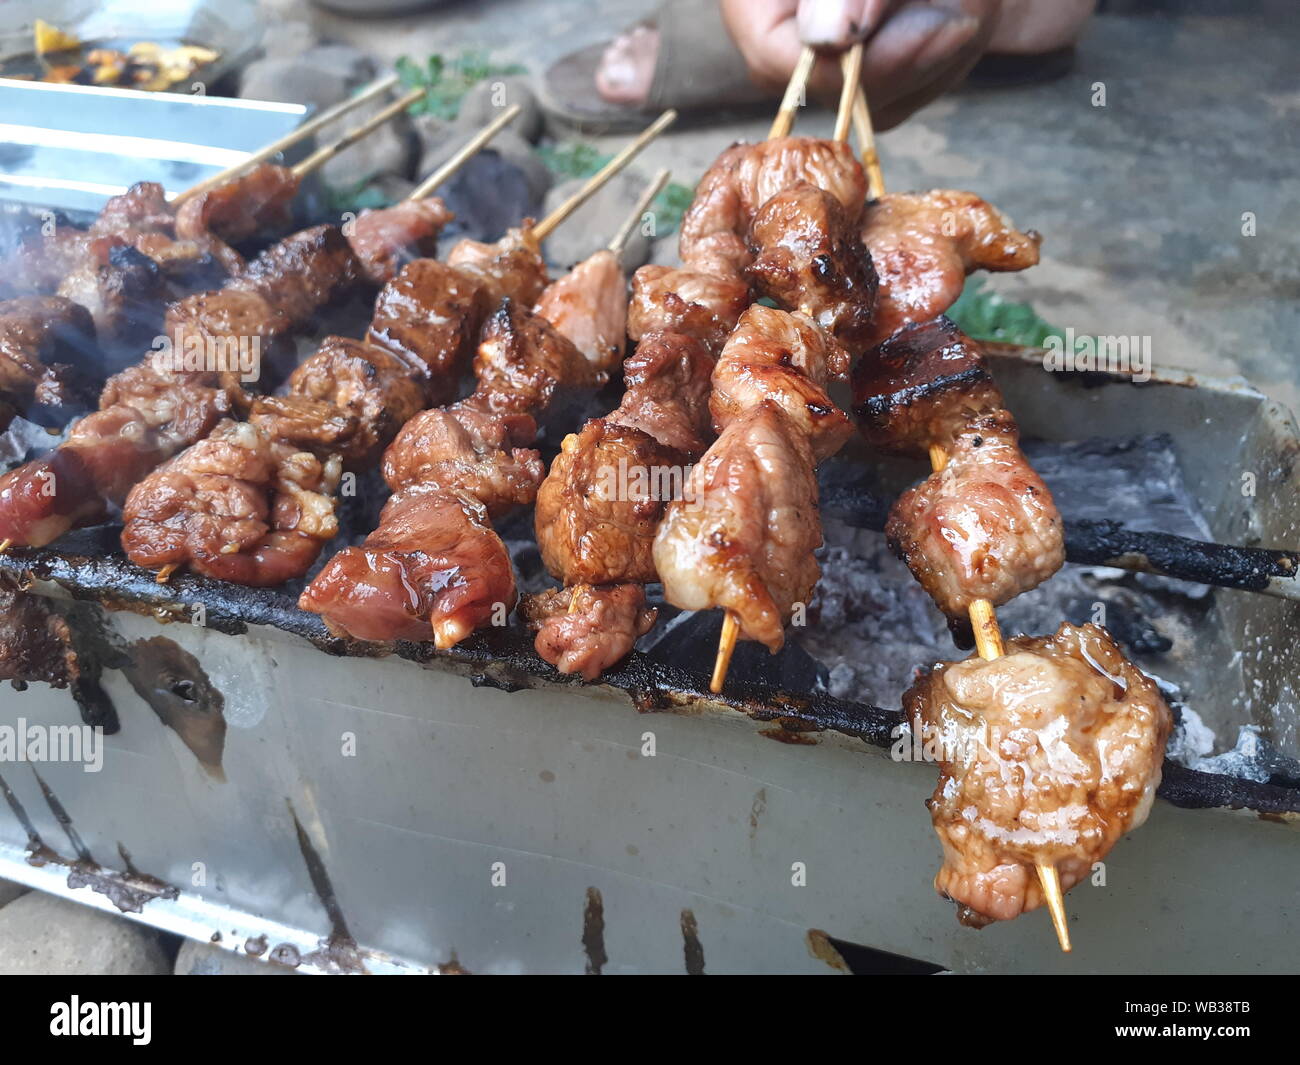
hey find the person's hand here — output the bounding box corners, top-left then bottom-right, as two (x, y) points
(720, 0), (1001, 130)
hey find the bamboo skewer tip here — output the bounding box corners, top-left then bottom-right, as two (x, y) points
(1037, 861), (1073, 953)
(0, 538), (11, 554)
(155, 564), (178, 585)
(769, 45), (817, 140)
(172, 72), (401, 204)
(833, 42), (864, 143)
(608, 167), (672, 257)
(531, 109), (678, 243)
(710, 610), (740, 694)
(290, 86), (426, 180)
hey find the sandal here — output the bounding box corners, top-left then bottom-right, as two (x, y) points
(540, 0), (771, 134)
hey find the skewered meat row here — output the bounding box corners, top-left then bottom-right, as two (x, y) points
(119, 225), (543, 586)
(529, 146), (877, 681)
(853, 316), (1065, 625)
(905, 622), (1172, 927)
(301, 249), (619, 647)
(0, 201), (447, 549)
(0, 297), (97, 431)
(4, 164), (299, 299)
(524, 331), (715, 679)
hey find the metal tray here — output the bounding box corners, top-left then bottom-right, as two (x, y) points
(0, 350), (1297, 974)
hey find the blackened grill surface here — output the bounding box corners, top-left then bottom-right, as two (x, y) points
(1, 537), (1295, 819)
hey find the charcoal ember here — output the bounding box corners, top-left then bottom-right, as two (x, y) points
(641, 605), (830, 693)
(432, 151), (540, 246)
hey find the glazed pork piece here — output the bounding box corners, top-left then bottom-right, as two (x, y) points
(709, 304), (853, 462)
(905, 622), (1172, 926)
(533, 248), (628, 373)
(653, 401), (821, 653)
(861, 190), (1041, 346)
(520, 584), (657, 683)
(0, 296), (97, 425)
(626, 264), (750, 353)
(745, 181), (878, 351)
(381, 395), (544, 517)
(473, 298), (606, 412)
(852, 315), (1004, 457)
(250, 334), (425, 470)
(122, 420), (341, 587)
(298, 486), (517, 648)
(302, 285), (606, 647)
(347, 198), (456, 286)
(886, 409), (1065, 620)
(679, 137), (868, 274)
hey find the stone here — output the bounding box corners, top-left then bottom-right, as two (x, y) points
(0, 891), (171, 975)
(540, 172), (659, 271)
(260, 20), (319, 60)
(461, 131), (552, 205)
(0, 878), (27, 909)
(174, 938), (301, 975)
(318, 94), (416, 192)
(454, 76), (544, 144)
(239, 57), (353, 112)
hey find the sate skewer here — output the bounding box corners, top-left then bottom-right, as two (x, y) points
(172, 73), (401, 205)
(300, 137), (676, 643)
(849, 84), (1119, 954)
(0, 110), (525, 556)
(851, 90), (1068, 946)
(0, 92), (432, 429)
(711, 48), (859, 694)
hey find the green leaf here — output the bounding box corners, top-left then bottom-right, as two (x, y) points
(946, 277), (1064, 348)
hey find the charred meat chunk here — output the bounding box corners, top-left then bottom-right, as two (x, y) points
(852, 315), (1004, 457)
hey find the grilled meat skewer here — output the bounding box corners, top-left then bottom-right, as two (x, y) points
(121, 227), (547, 586)
(523, 331), (715, 679)
(906, 622), (1172, 928)
(853, 316), (1066, 635)
(0, 201), (451, 550)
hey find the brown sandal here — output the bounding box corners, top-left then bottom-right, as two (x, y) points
(540, 0), (771, 134)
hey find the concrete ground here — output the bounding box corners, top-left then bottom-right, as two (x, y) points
(301, 0), (1298, 414)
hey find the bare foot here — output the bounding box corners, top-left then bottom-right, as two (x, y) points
(595, 25), (660, 105)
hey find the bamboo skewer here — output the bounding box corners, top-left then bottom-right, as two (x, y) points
(769, 46), (817, 139)
(172, 73), (400, 205)
(290, 87), (426, 179)
(0, 538), (11, 554)
(851, 86), (885, 201)
(711, 44), (823, 697)
(608, 167), (672, 256)
(407, 104), (523, 201)
(833, 43), (864, 143)
(553, 171), (672, 621)
(155, 563), (178, 585)
(531, 110), (678, 243)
